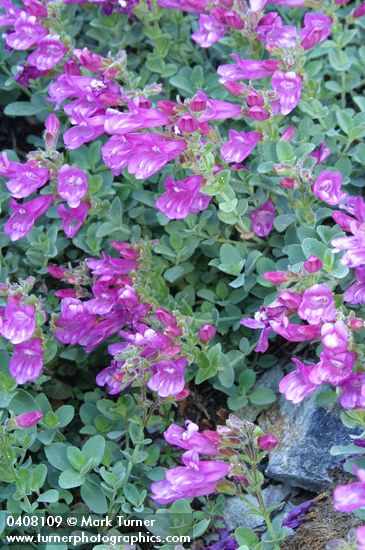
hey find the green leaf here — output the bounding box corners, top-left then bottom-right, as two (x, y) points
(124, 482), (140, 506)
(301, 238), (327, 260)
(45, 443), (70, 471)
(37, 489), (59, 503)
(80, 479), (108, 514)
(67, 447), (87, 471)
(276, 141), (295, 162)
(59, 469), (85, 489)
(55, 405), (74, 428)
(82, 435), (106, 469)
(248, 388), (276, 406)
(4, 101), (45, 116)
(336, 110), (353, 135)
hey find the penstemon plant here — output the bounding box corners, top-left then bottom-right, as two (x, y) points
(0, 0), (365, 549)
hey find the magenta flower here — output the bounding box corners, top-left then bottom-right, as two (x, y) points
(0, 302), (35, 344)
(102, 133), (186, 179)
(240, 303), (288, 352)
(198, 323), (217, 343)
(6, 11), (47, 50)
(357, 526), (365, 550)
(251, 199), (275, 237)
(64, 114), (106, 149)
(334, 467), (365, 512)
(164, 421), (219, 455)
(221, 130), (261, 163)
(339, 374), (365, 409)
(280, 126), (296, 141)
(104, 104), (169, 135)
(4, 195), (54, 241)
(313, 170), (346, 205)
(96, 362), (131, 395)
(258, 434), (278, 450)
(4, 163), (49, 199)
(218, 55), (280, 81)
(86, 252), (138, 276)
(297, 284), (335, 325)
(310, 349), (356, 385)
(27, 35), (67, 71)
(279, 358), (319, 403)
(310, 142), (331, 166)
(158, 0), (208, 13)
(354, 2), (365, 17)
(304, 255), (323, 273)
(147, 358), (187, 397)
(321, 320), (348, 351)
(44, 113), (60, 148)
(301, 12), (332, 51)
(151, 451), (229, 504)
(262, 271), (289, 284)
(155, 175), (211, 220)
(57, 202), (90, 238)
(270, 320), (322, 342)
(344, 268), (365, 304)
(271, 70), (302, 115)
(15, 410), (43, 428)
(265, 25), (298, 51)
(9, 338), (43, 384)
(192, 14), (226, 48)
(57, 165), (88, 208)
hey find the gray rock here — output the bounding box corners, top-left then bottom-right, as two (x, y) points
(223, 483), (292, 531)
(264, 392), (360, 491)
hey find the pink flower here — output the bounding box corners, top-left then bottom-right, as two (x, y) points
(164, 421), (219, 455)
(221, 130), (261, 163)
(218, 55), (280, 81)
(280, 126), (296, 141)
(104, 104), (169, 134)
(155, 175), (211, 220)
(262, 271), (289, 284)
(270, 320), (322, 342)
(310, 349), (356, 385)
(158, 0), (208, 13)
(198, 323), (217, 343)
(27, 35), (67, 71)
(334, 467), (365, 512)
(147, 358), (187, 397)
(310, 142), (331, 166)
(4, 195), (54, 241)
(301, 12), (332, 50)
(0, 302), (35, 344)
(4, 162), (49, 199)
(304, 255), (323, 273)
(357, 526), (365, 550)
(6, 11), (47, 50)
(57, 202), (90, 238)
(9, 338), (43, 384)
(151, 451), (229, 504)
(57, 165), (88, 208)
(339, 374), (365, 409)
(44, 113), (60, 148)
(64, 114), (106, 149)
(102, 133), (186, 179)
(313, 170), (346, 205)
(86, 252), (138, 276)
(279, 358), (319, 403)
(240, 303), (288, 352)
(251, 199), (275, 237)
(265, 25), (298, 51)
(354, 2), (365, 18)
(73, 47), (106, 73)
(192, 14), (226, 48)
(271, 70), (302, 115)
(15, 410), (43, 428)
(196, 91), (241, 121)
(258, 434), (278, 450)
(321, 320), (348, 351)
(297, 284), (335, 325)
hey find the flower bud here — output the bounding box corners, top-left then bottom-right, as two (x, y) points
(247, 106), (269, 121)
(44, 114), (60, 148)
(220, 79), (247, 96)
(15, 411), (43, 428)
(280, 126), (296, 141)
(198, 323), (217, 343)
(262, 271), (288, 284)
(304, 255), (323, 273)
(349, 317), (364, 330)
(258, 434), (278, 451)
(280, 177), (295, 189)
(155, 307), (177, 325)
(177, 115), (199, 133)
(136, 96), (152, 109)
(354, 2), (365, 18)
(224, 10), (244, 29)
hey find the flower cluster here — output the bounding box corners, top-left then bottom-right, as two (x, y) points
(0, 278), (46, 384)
(49, 241), (217, 399)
